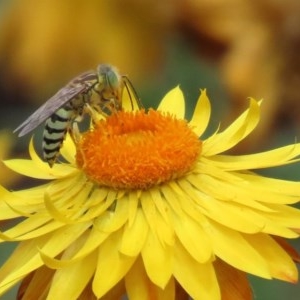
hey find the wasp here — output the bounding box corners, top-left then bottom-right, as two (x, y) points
(14, 64), (141, 167)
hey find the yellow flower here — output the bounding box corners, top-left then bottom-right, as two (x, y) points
(1, 87), (300, 299)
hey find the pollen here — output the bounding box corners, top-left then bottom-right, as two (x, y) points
(76, 110), (202, 189)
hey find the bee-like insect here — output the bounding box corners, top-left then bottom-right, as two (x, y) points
(14, 64), (141, 167)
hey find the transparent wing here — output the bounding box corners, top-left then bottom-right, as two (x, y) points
(14, 71), (97, 137)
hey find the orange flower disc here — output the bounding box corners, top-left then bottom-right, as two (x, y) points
(76, 109), (202, 189)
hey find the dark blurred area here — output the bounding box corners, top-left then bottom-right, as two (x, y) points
(0, 0), (300, 299)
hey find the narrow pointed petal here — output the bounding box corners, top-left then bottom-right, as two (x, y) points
(173, 239), (220, 300)
(126, 257), (175, 300)
(141, 230), (172, 288)
(204, 143), (300, 171)
(93, 199), (128, 233)
(172, 212), (213, 263)
(0, 186), (33, 219)
(207, 221), (271, 278)
(119, 209), (149, 257)
(93, 230), (136, 298)
(127, 191), (139, 227)
(203, 99), (260, 156)
(3, 138), (76, 179)
(2, 216), (64, 241)
(189, 89), (211, 137)
(47, 251), (97, 300)
(59, 134), (76, 164)
(260, 203), (300, 231)
(36, 225), (91, 268)
(3, 159), (57, 180)
(0, 237), (50, 295)
(157, 86), (185, 118)
(244, 234), (298, 282)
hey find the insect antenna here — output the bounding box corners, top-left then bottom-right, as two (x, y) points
(122, 76), (144, 110)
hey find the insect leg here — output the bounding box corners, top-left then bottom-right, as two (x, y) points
(85, 103), (105, 124)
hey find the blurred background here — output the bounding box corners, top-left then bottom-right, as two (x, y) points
(0, 0), (300, 298)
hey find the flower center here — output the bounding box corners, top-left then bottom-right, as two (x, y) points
(76, 110), (202, 189)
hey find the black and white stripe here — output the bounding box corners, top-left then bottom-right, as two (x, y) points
(42, 106), (73, 166)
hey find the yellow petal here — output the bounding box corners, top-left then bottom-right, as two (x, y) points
(187, 171), (276, 212)
(149, 188), (171, 227)
(47, 251), (97, 299)
(125, 256), (175, 300)
(3, 138), (77, 179)
(59, 133), (76, 164)
(93, 198), (128, 233)
(141, 191), (174, 245)
(206, 220), (271, 278)
(172, 212), (213, 263)
(173, 238), (220, 300)
(0, 185), (30, 219)
(127, 191), (139, 227)
(29, 137), (77, 178)
(141, 190), (174, 246)
(157, 86), (185, 119)
(71, 226), (109, 261)
(261, 203), (300, 231)
(39, 223), (92, 261)
(177, 178), (267, 234)
(140, 191), (160, 235)
(239, 173), (300, 203)
(203, 99), (260, 156)
(119, 209), (149, 257)
(189, 89), (211, 137)
(82, 187), (117, 221)
(244, 234), (298, 282)
(39, 228), (108, 268)
(141, 229), (172, 288)
(205, 143), (300, 170)
(201, 199), (268, 234)
(192, 163), (300, 219)
(44, 179), (99, 224)
(0, 235), (50, 294)
(3, 159), (57, 180)
(263, 222), (298, 239)
(160, 184), (185, 217)
(93, 230), (136, 298)
(1, 215), (62, 241)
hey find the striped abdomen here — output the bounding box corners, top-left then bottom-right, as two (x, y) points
(42, 101), (80, 167)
